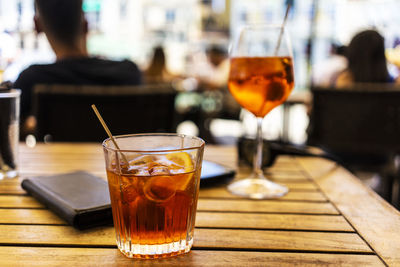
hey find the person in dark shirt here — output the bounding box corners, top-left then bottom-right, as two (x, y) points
(14, 0), (141, 133)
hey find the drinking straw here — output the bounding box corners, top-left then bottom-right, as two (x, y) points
(91, 104), (129, 164)
(274, 4), (291, 56)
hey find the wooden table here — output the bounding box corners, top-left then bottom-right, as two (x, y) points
(1, 143), (400, 266)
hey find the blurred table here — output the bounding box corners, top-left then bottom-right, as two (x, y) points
(0, 143), (399, 266)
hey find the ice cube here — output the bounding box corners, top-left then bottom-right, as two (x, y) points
(125, 155), (156, 175)
(121, 184), (138, 203)
(127, 165), (150, 176)
(129, 155), (155, 166)
(169, 168), (185, 174)
(111, 161), (129, 173)
(120, 176), (141, 203)
(143, 176), (176, 202)
(149, 165), (170, 176)
(156, 157), (184, 172)
(266, 78), (285, 101)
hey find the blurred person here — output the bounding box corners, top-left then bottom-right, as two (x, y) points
(335, 30), (393, 87)
(143, 46), (175, 84)
(312, 43), (347, 87)
(310, 30), (395, 197)
(197, 44), (229, 90)
(14, 0), (142, 135)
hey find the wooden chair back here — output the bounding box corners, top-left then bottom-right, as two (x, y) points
(308, 85), (400, 157)
(33, 84), (177, 142)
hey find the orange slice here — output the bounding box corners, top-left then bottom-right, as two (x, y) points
(143, 176), (176, 202)
(166, 152), (196, 191)
(166, 152), (194, 172)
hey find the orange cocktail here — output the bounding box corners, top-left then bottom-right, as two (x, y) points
(226, 24), (294, 199)
(229, 56), (294, 118)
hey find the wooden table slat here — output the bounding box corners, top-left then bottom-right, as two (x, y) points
(0, 183), (320, 195)
(0, 209), (354, 232)
(0, 195), (337, 214)
(196, 212), (353, 231)
(0, 181), (321, 197)
(0, 247), (384, 267)
(0, 195), (42, 208)
(199, 187), (326, 201)
(0, 225), (371, 253)
(198, 199), (339, 214)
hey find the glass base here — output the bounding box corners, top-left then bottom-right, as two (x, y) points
(117, 238), (193, 259)
(227, 178), (288, 199)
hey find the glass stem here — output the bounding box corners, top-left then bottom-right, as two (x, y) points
(253, 117), (264, 178)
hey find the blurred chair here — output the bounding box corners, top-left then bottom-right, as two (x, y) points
(33, 83), (177, 142)
(174, 86), (242, 144)
(308, 85), (400, 204)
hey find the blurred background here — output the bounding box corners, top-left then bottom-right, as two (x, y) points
(1, 0), (400, 144)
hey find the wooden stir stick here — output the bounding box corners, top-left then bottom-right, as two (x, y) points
(91, 104), (129, 164)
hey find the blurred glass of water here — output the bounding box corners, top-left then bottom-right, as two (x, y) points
(0, 88), (20, 179)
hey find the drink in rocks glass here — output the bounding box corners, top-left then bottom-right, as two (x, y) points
(103, 133), (204, 259)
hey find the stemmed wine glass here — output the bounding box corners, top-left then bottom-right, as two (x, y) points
(227, 24), (295, 199)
